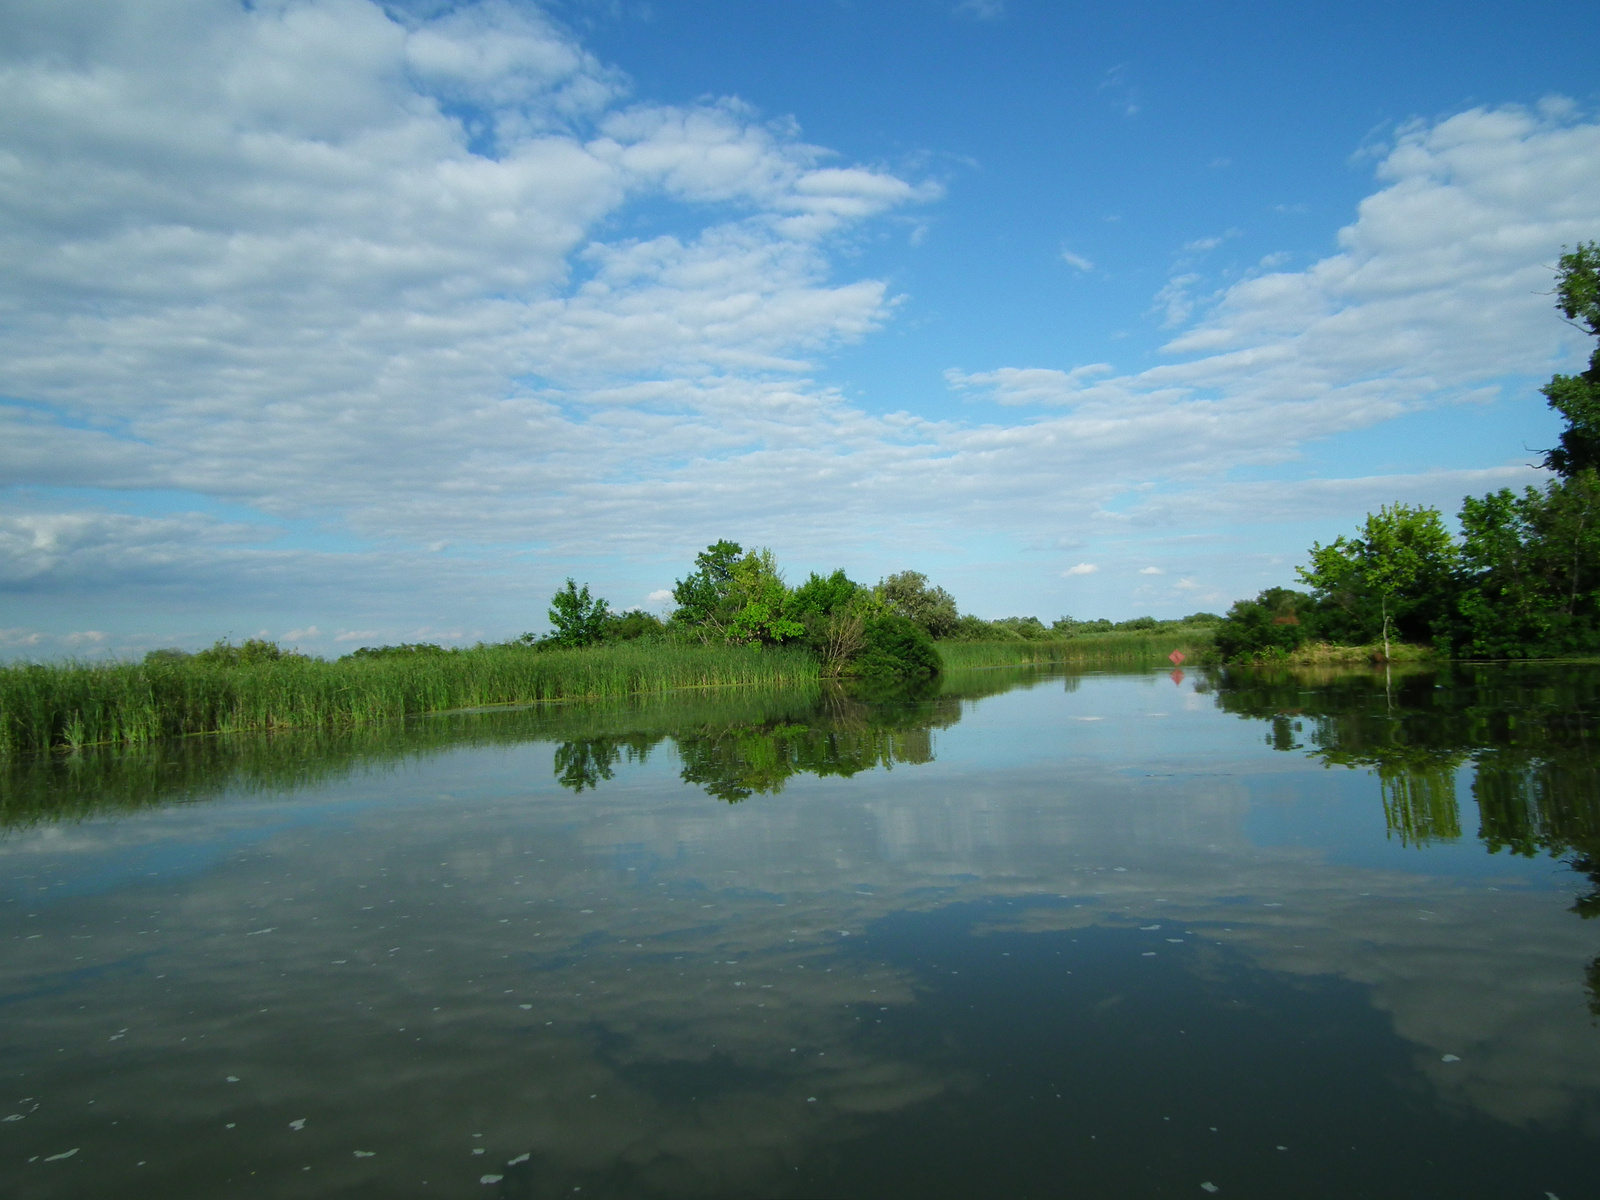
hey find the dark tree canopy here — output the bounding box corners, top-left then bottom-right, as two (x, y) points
(1542, 242), (1600, 478)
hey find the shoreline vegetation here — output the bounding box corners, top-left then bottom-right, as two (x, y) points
(0, 627), (1217, 760)
(0, 538), (1220, 759)
(1216, 243), (1600, 665)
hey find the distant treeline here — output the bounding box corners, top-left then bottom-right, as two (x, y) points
(5, 543), (1216, 757)
(1217, 242), (1600, 663)
(324, 541), (1220, 676)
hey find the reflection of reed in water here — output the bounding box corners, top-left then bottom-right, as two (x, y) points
(0, 686), (824, 828)
(1378, 757), (1464, 847)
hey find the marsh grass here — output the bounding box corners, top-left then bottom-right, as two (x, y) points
(1, 630), (1220, 762)
(937, 628), (1215, 671)
(0, 642), (820, 758)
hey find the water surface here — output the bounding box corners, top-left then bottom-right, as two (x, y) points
(3, 665), (1598, 1198)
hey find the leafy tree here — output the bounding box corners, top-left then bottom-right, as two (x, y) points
(1456, 470), (1600, 656)
(671, 540), (745, 632)
(600, 609), (667, 643)
(724, 549), (805, 645)
(1299, 503), (1458, 659)
(789, 569), (863, 619)
(849, 615), (941, 680)
(790, 569), (878, 674)
(876, 570), (960, 638)
(1542, 242), (1600, 477)
(670, 542), (804, 645)
(192, 638), (292, 666)
(990, 615), (1050, 640)
(345, 643), (449, 660)
(1212, 587), (1317, 661)
(548, 578), (611, 647)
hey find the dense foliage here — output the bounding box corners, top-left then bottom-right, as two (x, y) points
(666, 543), (939, 678)
(1216, 243), (1600, 662)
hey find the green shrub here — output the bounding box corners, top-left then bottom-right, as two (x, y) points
(1213, 588), (1317, 661)
(848, 615), (941, 680)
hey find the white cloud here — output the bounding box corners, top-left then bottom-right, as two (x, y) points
(645, 588), (674, 605)
(1061, 250), (1094, 272)
(0, 2), (1597, 644)
(334, 630), (380, 643)
(1151, 272), (1202, 327)
(1138, 566), (1164, 575)
(952, 0), (1005, 19)
(281, 626), (321, 642)
(1063, 563), (1099, 576)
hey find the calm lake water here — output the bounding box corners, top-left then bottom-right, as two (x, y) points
(3, 663), (1599, 1199)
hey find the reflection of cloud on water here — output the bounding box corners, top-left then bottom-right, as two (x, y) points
(4, 672), (1600, 1192)
(0, 766), (960, 1195)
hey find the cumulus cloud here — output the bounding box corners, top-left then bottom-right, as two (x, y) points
(1138, 566), (1163, 575)
(1061, 250), (1094, 271)
(1063, 563), (1098, 577)
(1, 2), (1598, 645)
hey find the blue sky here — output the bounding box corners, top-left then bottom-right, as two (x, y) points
(2, 0), (1598, 656)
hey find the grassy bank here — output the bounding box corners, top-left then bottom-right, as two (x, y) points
(2, 627), (1223, 760)
(1270, 641), (1436, 666)
(937, 628), (1215, 671)
(0, 642), (820, 758)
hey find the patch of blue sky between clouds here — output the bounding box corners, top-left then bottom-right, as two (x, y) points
(2, 0), (1599, 649)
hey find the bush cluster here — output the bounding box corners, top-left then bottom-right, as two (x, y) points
(1215, 243), (1600, 663)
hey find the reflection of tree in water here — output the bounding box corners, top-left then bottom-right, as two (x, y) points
(553, 681), (962, 804)
(1203, 662), (1600, 1017)
(552, 735), (662, 792)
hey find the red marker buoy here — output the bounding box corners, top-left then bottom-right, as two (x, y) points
(1168, 650), (1185, 665)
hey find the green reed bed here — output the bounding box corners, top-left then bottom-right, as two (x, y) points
(0, 680), (839, 828)
(0, 642), (821, 758)
(937, 628), (1216, 671)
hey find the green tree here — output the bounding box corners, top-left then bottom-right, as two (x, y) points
(548, 578), (610, 647)
(876, 570), (959, 637)
(1542, 242), (1600, 478)
(849, 614), (942, 680)
(1212, 587), (1316, 661)
(670, 542), (803, 645)
(789, 569), (863, 619)
(1457, 471), (1600, 656)
(724, 548), (805, 645)
(671, 540), (744, 632)
(1299, 504), (1458, 659)
(192, 638), (291, 666)
(790, 569), (879, 674)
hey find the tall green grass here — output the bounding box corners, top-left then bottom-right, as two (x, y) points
(1, 629), (1219, 760)
(0, 642), (820, 758)
(937, 628), (1215, 671)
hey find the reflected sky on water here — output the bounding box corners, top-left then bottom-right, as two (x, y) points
(2, 665), (1599, 1198)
